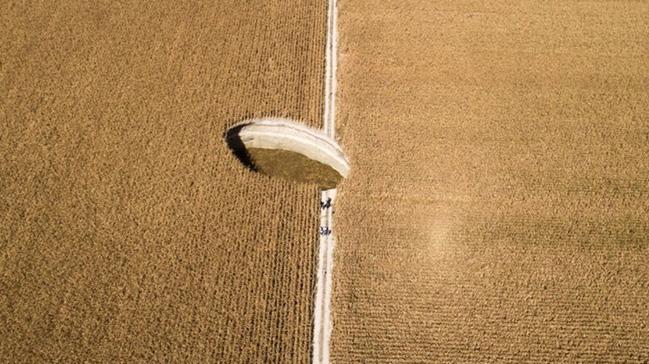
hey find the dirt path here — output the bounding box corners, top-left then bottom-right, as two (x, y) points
(333, 1), (649, 362)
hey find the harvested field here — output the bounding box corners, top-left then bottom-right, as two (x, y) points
(1, 1), (326, 362)
(332, 0), (649, 362)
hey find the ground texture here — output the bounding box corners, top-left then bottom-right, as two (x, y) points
(1, 1), (325, 362)
(3, 1), (649, 363)
(332, 1), (649, 362)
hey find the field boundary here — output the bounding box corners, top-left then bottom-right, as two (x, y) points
(312, 0), (338, 362)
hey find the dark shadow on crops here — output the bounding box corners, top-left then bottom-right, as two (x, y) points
(224, 124), (257, 172)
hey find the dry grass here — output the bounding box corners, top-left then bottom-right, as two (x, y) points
(0, 1), (326, 362)
(332, 0), (649, 362)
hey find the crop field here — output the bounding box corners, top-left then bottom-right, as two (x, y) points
(332, 1), (649, 362)
(1, 1), (325, 362)
(2, 0), (649, 363)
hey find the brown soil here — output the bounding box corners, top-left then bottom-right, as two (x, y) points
(0, 1), (326, 362)
(332, 1), (649, 362)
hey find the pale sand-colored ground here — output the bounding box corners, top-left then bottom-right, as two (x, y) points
(1, 1), (325, 362)
(333, 0), (649, 362)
